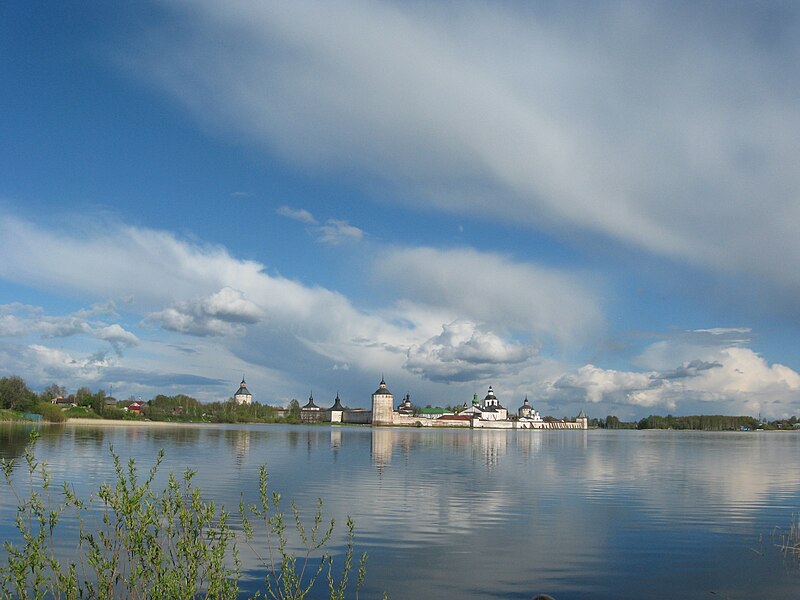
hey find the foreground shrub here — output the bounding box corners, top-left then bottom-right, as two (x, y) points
(1, 431), (369, 599)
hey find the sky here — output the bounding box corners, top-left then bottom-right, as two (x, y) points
(2, 1), (800, 420)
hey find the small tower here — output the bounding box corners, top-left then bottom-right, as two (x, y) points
(483, 386), (499, 408)
(329, 393), (345, 424)
(301, 392), (321, 423)
(480, 385), (507, 421)
(371, 376), (394, 425)
(302, 391), (320, 411)
(576, 409), (589, 430)
(234, 376), (252, 405)
(518, 395), (532, 419)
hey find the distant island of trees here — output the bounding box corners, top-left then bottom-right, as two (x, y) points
(1, 374), (798, 431)
(592, 414), (797, 431)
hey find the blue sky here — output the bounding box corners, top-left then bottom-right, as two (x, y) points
(2, 1), (800, 419)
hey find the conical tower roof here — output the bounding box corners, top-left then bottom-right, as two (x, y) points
(329, 393), (344, 411)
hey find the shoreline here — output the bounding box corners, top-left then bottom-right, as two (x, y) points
(0, 417), (224, 428)
(66, 417), (225, 428)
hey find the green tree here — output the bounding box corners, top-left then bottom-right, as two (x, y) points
(286, 398), (302, 423)
(90, 389), (107, 416)
(39, 383), (66, 403)
(75, 386), (93, 407)
(0, 376), (36, 411)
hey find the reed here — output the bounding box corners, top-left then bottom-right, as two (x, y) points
(775, 513), (800, 559)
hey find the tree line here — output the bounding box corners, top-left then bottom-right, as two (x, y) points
(593, 413), (772, 431)
(0, 375), (303, 424)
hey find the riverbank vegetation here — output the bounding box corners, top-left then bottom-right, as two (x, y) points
(1, 431), (370, 599)
(0, 375), (300, 425)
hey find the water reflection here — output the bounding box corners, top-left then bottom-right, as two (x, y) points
(2, 424), (800, 599)
(0, 422), (37, 461)
(330, 429), (341, 449)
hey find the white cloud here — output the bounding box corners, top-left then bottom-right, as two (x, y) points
(146, 286), (264, 337)
(0, 314), (28, 337)
(552, 342), (800, 417)
(26, 344), (113, 381)
(376, 246), (604, 347)
(131, 1), (800, 299)
(315, 219), (364, 244)
(277, 205), (317, 224)
(93, 324), (139, 355)
(405, 320), (535, 382)
(37, 316), (92, 338)
(0, 301), (138, 355)
(75, 301), (118, 318)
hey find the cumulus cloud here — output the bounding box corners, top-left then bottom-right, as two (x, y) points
(130, 0), (800, 301)
(0, 302), (137, 355)
(406, 320), (535, 382)
(552, 343), (800, 416)
(146, 287), (264, 337)
(26, 344), (113, 381)
(277, 205), (317, 224)
(93, 324), (139, 355)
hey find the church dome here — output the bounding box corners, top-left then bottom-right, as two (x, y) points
(373, 376), (392, 396)
(235, 376), (251, 397)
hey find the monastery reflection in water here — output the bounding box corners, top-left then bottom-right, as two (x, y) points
(370, 426), (588, 473)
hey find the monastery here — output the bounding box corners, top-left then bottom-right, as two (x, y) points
(299, 377), (588, 429)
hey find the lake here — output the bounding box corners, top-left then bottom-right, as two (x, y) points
(2, 422), (800, 599)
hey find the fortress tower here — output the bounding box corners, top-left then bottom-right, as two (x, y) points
(371, 376), (394, 425)
(234, 376), (252, 405)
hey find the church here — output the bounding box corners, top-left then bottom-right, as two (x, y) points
(292, 376), (589, 429)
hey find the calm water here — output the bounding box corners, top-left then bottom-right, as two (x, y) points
(2, 423), (800, 599)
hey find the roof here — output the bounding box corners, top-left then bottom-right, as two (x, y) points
(235, 376), (251, 397)
(302, 395), (320, 410)
(419, 406), (446, 414)
(329, 394), (345, 411)
(373, 376), (392, 396)
(437, 414), (472, 421)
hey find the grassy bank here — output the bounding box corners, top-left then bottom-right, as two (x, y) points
(0, 409), (31, 422)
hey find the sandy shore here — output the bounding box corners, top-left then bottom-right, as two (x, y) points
(65, 417), (219, 428)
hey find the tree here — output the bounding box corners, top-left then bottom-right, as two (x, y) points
(39, 383), (66, 402)
(75, 387), (93, 407)
(90, 389), (107, 416)
(0, 376), (36, 411)
(286, 398), (301, 423)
